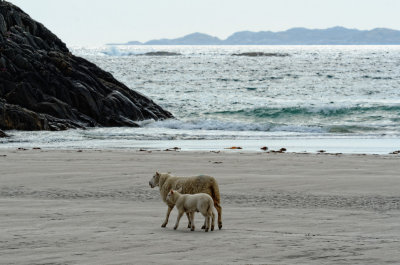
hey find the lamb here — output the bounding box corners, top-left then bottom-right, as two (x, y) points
(166, 188), (215, 232)
(149, 172), (222, 230)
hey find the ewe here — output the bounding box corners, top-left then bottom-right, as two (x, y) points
(149, 172), (222, 229)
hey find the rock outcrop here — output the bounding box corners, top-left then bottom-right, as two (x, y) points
(0, 128), (7, 137)
(0, 1), (172, 131)
(232, 52), (289, 57)
(142, 51), (181, 56)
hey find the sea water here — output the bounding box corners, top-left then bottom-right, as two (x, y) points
(1, 45), (400, 153)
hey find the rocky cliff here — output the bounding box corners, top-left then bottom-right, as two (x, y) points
(0, 1), (172, 131)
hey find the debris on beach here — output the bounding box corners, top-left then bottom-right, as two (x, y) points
(225, 146), (243, 150)
(260, 146), (268, 151)
(390, 150), (400, 154)
(17, 148), (28, 151)
(268, 148), (287, 153)
(164, 147), (181, 151)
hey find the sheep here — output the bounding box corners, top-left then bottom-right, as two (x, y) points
(149, 172), (222, 230)
(166, 188), (215, 232)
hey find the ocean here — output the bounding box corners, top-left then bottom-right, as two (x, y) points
(2, 45), (400, 153)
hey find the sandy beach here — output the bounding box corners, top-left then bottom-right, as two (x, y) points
(1, 149), (399, 264)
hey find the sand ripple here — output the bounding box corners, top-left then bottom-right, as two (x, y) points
(2, 186), (399, 211)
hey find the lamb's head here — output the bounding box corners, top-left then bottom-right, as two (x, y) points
(149, 172), (161, 188)
(166, 190), (174, 203)
(166, 188), (182, 204)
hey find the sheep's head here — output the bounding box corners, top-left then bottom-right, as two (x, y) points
(166, 188), (182, 203)
(149, 172), (161, 188)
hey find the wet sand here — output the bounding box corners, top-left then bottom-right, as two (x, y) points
(1, 149), (399, 264)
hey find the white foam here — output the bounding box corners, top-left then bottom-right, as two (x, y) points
(146, 119), (271, 131)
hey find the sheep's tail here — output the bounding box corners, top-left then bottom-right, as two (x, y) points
(210, 178), (221, 207)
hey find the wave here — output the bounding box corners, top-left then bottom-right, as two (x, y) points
(210, 105), (400, 119)
(143, 118), (392, 134)
(145, 119), (273, 131)
(145, 119), (335, 133)
(102, 46), (138, 56)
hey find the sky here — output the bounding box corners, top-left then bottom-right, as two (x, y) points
(10, 0), (400, 46)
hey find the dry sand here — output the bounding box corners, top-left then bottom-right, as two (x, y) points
(0, 149), (399, 264)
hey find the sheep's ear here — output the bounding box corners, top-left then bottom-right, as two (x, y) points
(156, 172), (160, 176)
(170, 190), (174, 194)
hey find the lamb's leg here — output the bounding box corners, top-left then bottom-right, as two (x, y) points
(186, 212), (192, 228)
(205, 215), (210, 232)
(174, 210), (184, 230)
(201, 219), (206, 229)
(161, 205), (174, 228)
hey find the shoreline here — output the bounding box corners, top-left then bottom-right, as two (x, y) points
(0, 132), (400, 155)
(1, 145), (400, 156)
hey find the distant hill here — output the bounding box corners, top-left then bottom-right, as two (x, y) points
(146, 32), (221, 45)
(111, 27), (400, 45)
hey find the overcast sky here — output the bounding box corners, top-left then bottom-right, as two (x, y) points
(11, 0), (400, 46)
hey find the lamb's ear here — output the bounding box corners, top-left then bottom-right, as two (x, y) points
(156, 172), (160, 176)
(170, 189), (174, 194)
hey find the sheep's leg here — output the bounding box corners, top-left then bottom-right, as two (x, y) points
(161, 205), (174, 228)
(190, 212), (195, 231)
(186, 212), (192, 228)
(211, 211), (215, 231)
(174, 210), (184, 230)
(214, 202), (222, 229)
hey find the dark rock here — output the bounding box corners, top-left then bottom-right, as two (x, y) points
(0, 128), (7, 137)
(0, 1), (172, 131)
(232, 52), (289, 57)
(142, 51), (181, 56)
(0, 98), (83, 130)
